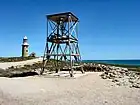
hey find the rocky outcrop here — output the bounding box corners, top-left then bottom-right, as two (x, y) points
(100, 65), (140, 88)
(83, 63), (105, 72)
(83, 63), (140, 88)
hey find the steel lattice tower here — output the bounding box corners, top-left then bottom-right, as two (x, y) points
(41, 12), (84, 77)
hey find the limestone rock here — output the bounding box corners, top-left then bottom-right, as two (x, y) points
(132, 83), (140, 88)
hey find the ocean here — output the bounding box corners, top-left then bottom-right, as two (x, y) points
(82, 60), (140, 66)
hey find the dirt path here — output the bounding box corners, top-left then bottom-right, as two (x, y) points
(0, 72), (140, 105)
(0, 58), (43, 70)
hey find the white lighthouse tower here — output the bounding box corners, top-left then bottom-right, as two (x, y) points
(22, 36), (29, 57)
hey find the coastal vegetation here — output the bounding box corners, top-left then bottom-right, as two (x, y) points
(0, 58), (140, 78)
(0, 56), (36, 62)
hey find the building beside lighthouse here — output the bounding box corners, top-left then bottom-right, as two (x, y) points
(22, 36), (29, 57)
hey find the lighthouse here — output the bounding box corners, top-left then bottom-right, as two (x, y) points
(22, 36), (29, 57)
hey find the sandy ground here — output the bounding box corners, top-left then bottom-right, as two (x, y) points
(0, 58), (43, 69)
(0, 72), (140, 105)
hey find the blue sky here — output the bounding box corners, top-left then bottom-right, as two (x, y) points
(0, 0), (140, 60)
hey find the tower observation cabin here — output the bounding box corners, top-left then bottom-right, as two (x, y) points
(41, 12), (84, 77)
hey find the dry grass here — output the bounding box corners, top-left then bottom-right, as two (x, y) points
(0, 57), (36, 62)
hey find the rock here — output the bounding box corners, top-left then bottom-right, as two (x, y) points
(129, 79), (135, 83)
(104, 71), (108, 75)
(101, 76), (107, 79)
(100, 73), (107, 79)
(96, 66), (103, 72)
(129, 77), (135, 80)
(109, 73), (115, 78)
(112, 71), (117, 75)
(136, 72), (140, 75)
(135, 79), (140, 84)
(8, 66), (15, 69)
(120, 70), (126, 74)
(96, 64), (140, 88)
(116, 83), (122, 86)
(15, 65), (23, 69)
(83, 63), (87, 66)
(132, 83), (140, 88)
(108, 76), (115, 79)
(122, 68), (128, 72)
(112, 78), (119, 82)
(125, 72), (130, 76)
(118, 75), (123, 78)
